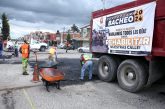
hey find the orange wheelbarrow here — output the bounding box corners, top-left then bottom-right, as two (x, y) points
(39, 68), (64, 92)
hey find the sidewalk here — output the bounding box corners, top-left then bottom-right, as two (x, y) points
(0, 52), (42, 91)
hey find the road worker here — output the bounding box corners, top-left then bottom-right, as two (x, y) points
(20, 40), (30, 75)
(48, 44), (56, 66)
(14, 41), (19, 57)
(80, 54), (93, 80)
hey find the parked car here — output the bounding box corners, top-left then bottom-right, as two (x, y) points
(6, 41), (14, 51)
(57, 43), (65, 49)
(30, 40), (48, 52)
(77, 46), (90, 53)
(6, 40), (48, 52)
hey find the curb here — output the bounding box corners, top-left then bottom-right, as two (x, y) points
(0, 83), (42, 91)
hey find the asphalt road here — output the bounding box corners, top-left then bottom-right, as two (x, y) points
(0, 49), (165, 109)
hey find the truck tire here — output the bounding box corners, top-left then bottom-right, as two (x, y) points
(98, 55), (118, 82)
(117, 59), (148, 92)
(40, 46), (46, 52)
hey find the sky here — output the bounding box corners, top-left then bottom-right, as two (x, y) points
(0, 0), (134, 39)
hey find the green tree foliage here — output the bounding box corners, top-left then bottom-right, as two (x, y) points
(1, 13), (10, 40)
(66, 32), (71, 41)
(71, 24), (79, 33)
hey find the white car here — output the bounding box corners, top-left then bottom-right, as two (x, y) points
(77, 46), (90, 53)
(30, 40), (48, 52)
(6, 40), (48, 52)
(6, 41), (14, 51)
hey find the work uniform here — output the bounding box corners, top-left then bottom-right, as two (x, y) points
(20, 43), (30, 74)
(48, 46), (56, 65)
(0, 41), (3, 57)
(14, 43), (18, 57)
(80, 54), (93, 80)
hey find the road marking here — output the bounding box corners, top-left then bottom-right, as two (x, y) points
(23, 89), (36, 109)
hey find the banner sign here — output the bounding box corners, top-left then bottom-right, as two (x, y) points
(92, 2), (156, 56)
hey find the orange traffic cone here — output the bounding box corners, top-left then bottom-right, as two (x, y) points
(31, 64), (40, 83)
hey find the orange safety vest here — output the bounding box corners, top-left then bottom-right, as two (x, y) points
(21, 43), (29, 58)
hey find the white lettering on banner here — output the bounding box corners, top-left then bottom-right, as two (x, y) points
(110, 46), (141, 49)
(106, 10), (135, 27)
(106, 37), (150, 46)
(107, 14), (134, 26)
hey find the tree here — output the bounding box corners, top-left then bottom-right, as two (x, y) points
(1, 13), (10, 40)
(71, 24), (79, 33)
(66, 32), (71, 41)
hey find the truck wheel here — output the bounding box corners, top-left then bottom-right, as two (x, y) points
(40, 46), (46, 52)
(117, 59), (148, 92)
(98, 55), (118, 82)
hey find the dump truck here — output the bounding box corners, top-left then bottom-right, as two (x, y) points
(91, 0), (165, 92)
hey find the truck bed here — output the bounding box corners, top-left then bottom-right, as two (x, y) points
(91, 0), (165, 57)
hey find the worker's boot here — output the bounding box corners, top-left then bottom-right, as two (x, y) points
(23, 72), (29, 75)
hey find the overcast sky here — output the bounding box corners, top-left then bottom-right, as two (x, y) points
(0, 0), (134, 38)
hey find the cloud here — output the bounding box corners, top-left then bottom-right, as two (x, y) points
(0, 0), (134, 38)
(0, 0), (97, 24)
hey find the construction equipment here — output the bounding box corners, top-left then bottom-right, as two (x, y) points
(40, 68), (64, 92)
(32, 51), (64, 92)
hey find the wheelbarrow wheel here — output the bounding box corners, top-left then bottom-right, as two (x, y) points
(45, 81), (50, 92)
(42, 78), (50, 92)
(41, 78), (46, 85)
(56, 81), (61, 90)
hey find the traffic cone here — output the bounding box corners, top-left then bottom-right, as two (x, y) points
(31, 63), (40, 83)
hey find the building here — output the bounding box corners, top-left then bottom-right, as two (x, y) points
(72, 25), (91, 48)
(22, 26), (90, 48)
(24, 31), (56, 45)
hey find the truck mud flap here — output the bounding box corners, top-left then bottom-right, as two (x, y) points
(146, 60), (165, 86)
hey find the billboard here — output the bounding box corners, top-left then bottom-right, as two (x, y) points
(91, 2), (156, 56)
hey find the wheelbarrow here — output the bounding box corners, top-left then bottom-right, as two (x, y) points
(33, 51), (64, 92)
(39, 68), (64, 92)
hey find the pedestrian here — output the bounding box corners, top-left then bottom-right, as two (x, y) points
(14, 41), (19, 57)
(80, 54), (93, 80)
(66, 41), (70, 53)
(54, 45), (58, 62)
(0, 38), (3, 57)
(48, 44), (56, 66)
(20, 40), (30, 75)
(65, 42), (68, 53)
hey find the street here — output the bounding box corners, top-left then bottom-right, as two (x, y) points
(0, 49), (165, 109)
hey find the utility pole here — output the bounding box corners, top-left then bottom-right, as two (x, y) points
(61, 27), (65, 44)
(101, 0), (106, 10)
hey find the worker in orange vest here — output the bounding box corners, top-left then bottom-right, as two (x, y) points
(20, 40), (30, 75)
